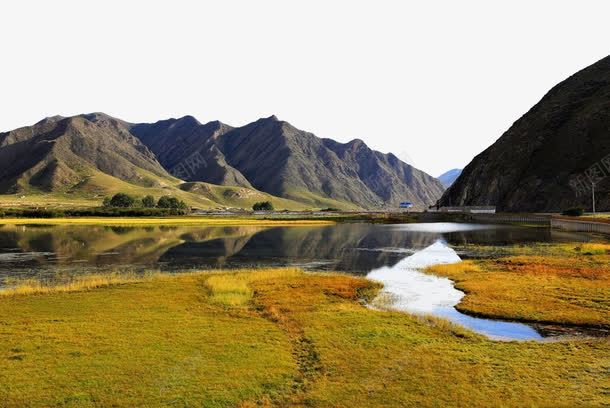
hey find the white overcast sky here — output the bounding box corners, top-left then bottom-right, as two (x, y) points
(1, 1), (608, 176)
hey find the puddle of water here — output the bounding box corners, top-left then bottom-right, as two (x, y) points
(367, 241), (543, 341)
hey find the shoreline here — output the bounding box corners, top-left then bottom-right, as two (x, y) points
(0, 216), (336, 226)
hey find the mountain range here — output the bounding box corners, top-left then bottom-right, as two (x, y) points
(437, 169), (462, 188)
(0, 113), (444, 210)
(440, 55), (610, 212)
(131, 115), (444, 209)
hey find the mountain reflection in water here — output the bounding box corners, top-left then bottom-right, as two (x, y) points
(0, 222), (592, 283)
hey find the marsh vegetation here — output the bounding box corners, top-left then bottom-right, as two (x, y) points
(427, 242), (610, 328)
(0, 222), (607, 406)
(0, 267), (608, 407)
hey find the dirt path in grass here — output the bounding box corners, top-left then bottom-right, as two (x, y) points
(242, 274), (380, 406)
(250, 284), (324, 405)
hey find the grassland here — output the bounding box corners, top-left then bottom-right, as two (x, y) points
(0, 272), (163, 297)
(427, 242), (610, 328)
(0, 211), (420, 227)
(179, 182), (311, 211)
(0, 168), (311, 211)
(2, 163), (386, 213)
(0, 268), (608, 407)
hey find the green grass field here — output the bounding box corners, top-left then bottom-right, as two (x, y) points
(0, 265), (608, 407)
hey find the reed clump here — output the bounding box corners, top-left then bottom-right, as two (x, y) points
(0, 272), (164, 297)
(205, 268), (301, 306)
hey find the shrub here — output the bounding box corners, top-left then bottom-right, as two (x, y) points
(157, 196), (188, 209)
(252, 201), (274, 211)
(108, 193), (137, 208)
(142, 195), (156, 208)
(561, 208), (584, 216)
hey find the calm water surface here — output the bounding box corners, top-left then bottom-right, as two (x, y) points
(367, 239), (542, 340)
(0, 222), (596, 340)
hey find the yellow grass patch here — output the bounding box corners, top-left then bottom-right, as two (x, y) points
(426, 261), (482, 276)
(0, 217), (334, 226)
(427, 246), (610, 327)
(574, 242), (610, 255)
(0, 268), (608, 406)
(205, 268), (301, 306)
(0, 272), (164, 297)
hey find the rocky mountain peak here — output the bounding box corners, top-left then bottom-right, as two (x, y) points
(439, 54), (610, 211)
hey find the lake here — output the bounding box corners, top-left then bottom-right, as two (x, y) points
(0, 222), (595, 340)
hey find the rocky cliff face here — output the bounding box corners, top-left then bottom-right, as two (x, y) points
(439, 55), (610, 212)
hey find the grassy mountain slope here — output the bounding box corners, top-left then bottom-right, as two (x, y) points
(0, 114), (306, 210)
(0, 113), (169, 193)
(0, 115), (149, 193)
(179, 182), (308, 210)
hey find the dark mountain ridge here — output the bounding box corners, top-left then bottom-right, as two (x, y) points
(439, 55), (610, 212)
(132, 115), (444, 209)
